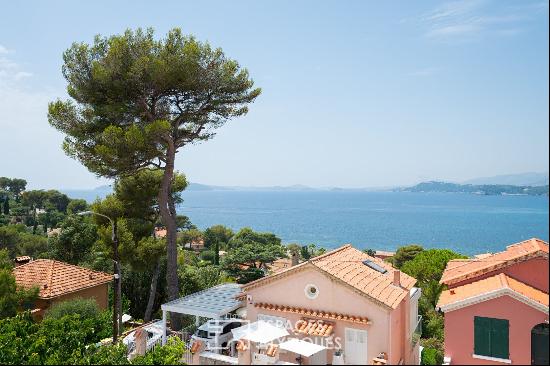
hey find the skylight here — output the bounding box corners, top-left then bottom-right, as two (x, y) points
(362, 260), (387, 274)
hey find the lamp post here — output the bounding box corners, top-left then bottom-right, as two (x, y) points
(78, 210), (122, 342)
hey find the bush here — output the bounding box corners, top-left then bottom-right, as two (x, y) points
(45, 298), (100, 321)
(0, 311), (112, 364)
(131, 337), (187, 365)
(81, 343), (130, 365)
(392, 244), (424, 268)
(421, 347), (443, 365)
(199, 250), (216, 263)
(401, 249), (466, 285)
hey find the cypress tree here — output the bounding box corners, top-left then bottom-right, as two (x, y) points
(3, 198), (9, 215)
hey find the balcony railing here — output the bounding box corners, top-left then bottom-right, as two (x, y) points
(412, 315), (422, 346)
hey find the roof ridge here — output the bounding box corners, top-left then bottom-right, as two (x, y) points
(310, 244), (353, 262)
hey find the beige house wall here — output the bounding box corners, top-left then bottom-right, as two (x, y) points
(245, 266), (407, 364)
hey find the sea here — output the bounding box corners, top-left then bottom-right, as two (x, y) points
(176, 190), (549, 256)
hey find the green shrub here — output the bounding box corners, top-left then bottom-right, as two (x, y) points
(81, 343), (130, 365)
(0, 311), (112, 364)
(45, 298), (100, 321)
(131, 337), (187, 365)
(421, 347), (443, 365)
(199, 250), (216, 263)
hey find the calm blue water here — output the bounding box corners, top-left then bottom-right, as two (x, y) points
(177, 191), (549, 255)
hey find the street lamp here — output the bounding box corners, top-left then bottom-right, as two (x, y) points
(78, 210), (122, 342)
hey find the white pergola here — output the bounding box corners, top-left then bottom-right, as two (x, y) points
(161, 283), (244, 344)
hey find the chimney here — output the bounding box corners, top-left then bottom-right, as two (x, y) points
(14, 256), (32, 267)
(393, 270), (401, 286)
(291, 252), (299, 267)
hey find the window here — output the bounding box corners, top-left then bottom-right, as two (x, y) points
(474, 316), (509, 360)
(304, 284), (320, 299)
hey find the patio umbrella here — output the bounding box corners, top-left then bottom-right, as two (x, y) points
(231, 320), (289, 344)
(278, 338), (326, 357)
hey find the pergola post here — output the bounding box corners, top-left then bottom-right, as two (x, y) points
(162, 310), (167, 345)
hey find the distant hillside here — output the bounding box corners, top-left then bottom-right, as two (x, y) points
(399, 181), (549, 196)
(60, 185), (112, 202)
(462, 172), (549, 187)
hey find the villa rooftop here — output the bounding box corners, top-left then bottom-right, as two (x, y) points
(440, 238), (549, 286)
(13, 259), (112, 299)
(437, 273), (549, 312)
(243, 244), (416, 309)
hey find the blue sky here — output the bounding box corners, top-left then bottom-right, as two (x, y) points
(0, 0), (548, 189)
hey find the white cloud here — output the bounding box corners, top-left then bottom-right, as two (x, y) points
(0, 44), (12, 54)
(0, 48), (32, 86)
(419, 0), (547, 41)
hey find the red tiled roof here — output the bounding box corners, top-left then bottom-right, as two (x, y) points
(154, 228), (167, 238)
(440, 238), (549, 285)
(243, 245), (416, 309)
(437, 273), (549, 312)
(13, 259), (112, 299)
(295, 319), (334, 337)
(254, 302), (370, 327)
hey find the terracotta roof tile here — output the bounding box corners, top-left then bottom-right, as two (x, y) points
(440, 238), (549, 285)
(13, 259), (112, 299)
(254, 302), (370, 327)
(437, 273), (549, 311)
(244, 245), (416, 309)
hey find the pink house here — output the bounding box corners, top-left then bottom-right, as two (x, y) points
(237, 244), (422, 365)
(437, 238), (549, 365)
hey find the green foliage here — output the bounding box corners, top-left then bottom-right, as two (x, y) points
(16, 233), (48, 259)
(392, 244), (424, 268)
(131, 337), (187, 365)
(203, 225), (233, 265)
(178, 228), (203, 247)
(48, 27), (261, 178)
(120, 262), (167, 318)
(203, 225), (233, 249)
(222, 228), (286, 283)
(179, 264), (232, 296)
(401, 249), (466, 285)
(421, 347), (443, 365)
(199, 250), (216, 263)
(45, 298), (100, 321)
(47, 215), (98, 264)
(300, 243), (326, 260)
(0, 248), (12, 270)
(363, 248), (376, 257)
(3, 197), (9, 215)
(0, 250), (39, 318)
(422, 308), (445, 340)
(48, 27), (261, 305)
(0, 224), (26, 256)
(0, 310), (112, 365)
(67, 199), (88, 214)
(175, 215), (195, 231)
(397, 247), (465, 347)
(80, 343), (130, 365)
(0, 269), (18, 319)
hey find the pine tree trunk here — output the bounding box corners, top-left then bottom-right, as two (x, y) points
(157, 141), (181, 329)
(144, 257), (161, 322)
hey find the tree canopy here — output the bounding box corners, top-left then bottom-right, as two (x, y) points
(48, 28), (261, 307)
(222, 228), (286, 283)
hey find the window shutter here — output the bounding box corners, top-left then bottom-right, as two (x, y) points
(490, 318), (509, 359)
(474, 317), (491, 357)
